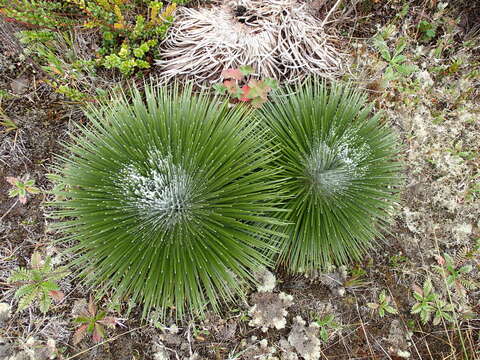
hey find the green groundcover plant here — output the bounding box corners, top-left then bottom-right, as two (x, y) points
(51, 84), (285, 320)
(257, 80), (402, 273)
(1, 0), (181, 75)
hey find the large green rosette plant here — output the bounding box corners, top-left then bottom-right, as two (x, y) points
(51, 84), (284, 319)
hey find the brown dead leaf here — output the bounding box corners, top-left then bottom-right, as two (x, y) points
(73, 324), (88, 345)
(49, 290), (65, 303)
(221, 68), (243, 81)
(412, 284), (423, 296)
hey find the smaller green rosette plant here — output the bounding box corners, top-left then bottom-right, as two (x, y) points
(257, 80), (402, 273)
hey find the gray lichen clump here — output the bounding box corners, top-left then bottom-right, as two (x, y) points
(287, 316), (322, 360)
(249, 292), (293, 332)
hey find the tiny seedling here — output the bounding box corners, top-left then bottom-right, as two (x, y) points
(231, 308), (250, 322)
(0, 107), (18, 133)
(6, 176), (40, 204)
(431, 298), (454, 326)
(466, 177), (480, 202)
(0, 116), (18, 133)
(213, 65), (278, 107)
(373, 37), (418, 81)
(418, 20), (437, 43)
(73, 297), (120, 344)
(367, 290), (398, 317)
(389, 254), (408, 268)
(395, 3), (409, 19)
(344, 266), (370, 289)
(192, 325), (210, 341)
(459, 238), (480, 263)
(432, 253), (477, 296)
(411, 278), (454, 325)
(7, 252), (67, 313)
(314, 314), (340, 342)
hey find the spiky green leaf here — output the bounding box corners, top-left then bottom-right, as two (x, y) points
(257, 79), (402, 272)
(14, 283), (37, 299)
(39, 292), (52, 313)
(8, 268), (30, 282)
(50, 83), (286, 320)
(17, 291), (38, 312)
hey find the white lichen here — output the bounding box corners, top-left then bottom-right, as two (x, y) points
(241, 337), (278, 360)
(0, 303), (11, 323)
(397, 350), (411, 359)
(249, 292), (293, 332)
(452, 223), (472, 243)
(8, 337), (57, 360)
(255, 268), (276, 292)
(287, 316), (321, 360)
(118, 152), (194, 230)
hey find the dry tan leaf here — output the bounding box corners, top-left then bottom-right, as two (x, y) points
(73, 324), (88, 345)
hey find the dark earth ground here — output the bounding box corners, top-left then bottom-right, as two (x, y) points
(1, 0), (480, 359)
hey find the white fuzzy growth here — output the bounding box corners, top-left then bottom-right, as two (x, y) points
(256, 268), (276, 292)
(0, 302), (11, 322)
(304, 135), (370, 196)
(119, 152), (194, 230)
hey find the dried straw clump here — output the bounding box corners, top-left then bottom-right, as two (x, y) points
(155, 0), (343, 84)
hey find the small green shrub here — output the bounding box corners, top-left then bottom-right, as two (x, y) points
(432, 253), (477, 296)
(213, 66), (278, 107)
(367, 290), (398, 317)
(51, 84), (284, 320)
(314, 313), (340, 342)
(257, 80), (402, 273)
(16, 30), (102, 102)
(373, 37), (418, 81)
(418, 20), (437, 43)
(73, 296), (119, 344)
(7, 252), (67, 313)
(6, 176), (40, 204)
(411, 279), (455, 325)
(1, 0), (180, 75)
(0, 0), (76, 29)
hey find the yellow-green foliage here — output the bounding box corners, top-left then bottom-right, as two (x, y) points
(0, 0), (181, 75)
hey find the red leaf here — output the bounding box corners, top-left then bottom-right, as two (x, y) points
(92, 324), (105, 343)
(435, 255), (445, 266)
(239, 85), (251, 102)
(221, 68), (243, 81)
(49, 290), (65, 303)
(73, 324), (88, 345)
